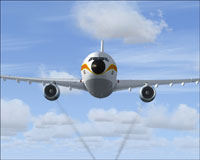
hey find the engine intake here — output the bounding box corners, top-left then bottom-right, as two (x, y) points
(140, 85), (156, 102)
(44, 83), (60, 101)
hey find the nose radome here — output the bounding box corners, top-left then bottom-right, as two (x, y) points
(91, 60), (105, 74)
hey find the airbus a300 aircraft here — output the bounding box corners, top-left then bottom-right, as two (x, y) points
(1, 40), (199, 102)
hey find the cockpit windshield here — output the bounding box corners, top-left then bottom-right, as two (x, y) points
(88, 57), (109, 62)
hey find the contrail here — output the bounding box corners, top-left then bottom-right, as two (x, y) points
(115, 118), (137, 160)
(55, 101), (96, 160)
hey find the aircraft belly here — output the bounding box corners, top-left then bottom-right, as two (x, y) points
(85, 78), (113, 98)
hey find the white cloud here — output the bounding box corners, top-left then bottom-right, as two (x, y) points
(24, 125), (74, 141)
(24, 128), (53, 142)
(88, 108), (142, 124)
(123, 137), (169, 150)
(33, 112), (73, 128)
(1, 99), (31, 136)
(2, 102), (199, 158)
(173, 136), (199, 149)
(89, 105), (199, 131)
(72, 2), (168, 44)
(26, 112), (76, 141)
(40, 69), (76, 80)
(145, 104), (199, 130)
(88, 104), (199, 131)
(24, 103), (199, 143)
(24, 109), (151, 141)
(1, 98), (198, 153)
(2, 101), (197, 142)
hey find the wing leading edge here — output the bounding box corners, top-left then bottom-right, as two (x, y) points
(0, 75), (87, 91)
(1, 75), (199, 92)
(114, 78), (200, 91)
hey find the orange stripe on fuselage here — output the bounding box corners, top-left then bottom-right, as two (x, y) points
(81, 64), (117, 74)
(106, 64), (117, 72)
(81, 64), (92, 72)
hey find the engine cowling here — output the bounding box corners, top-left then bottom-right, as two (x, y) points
(44, 83), (60, 101)
(140, 85), (156, 102)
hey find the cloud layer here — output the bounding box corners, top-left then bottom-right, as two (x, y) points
(89, 104), (199, 131)
(72, 2), (168, 43)
(1, 98), (199, 158)
(1, 98), (198, 140)
(2, 98), (199, 139)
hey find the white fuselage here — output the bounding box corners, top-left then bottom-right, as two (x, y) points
(81, 51), (117, 98)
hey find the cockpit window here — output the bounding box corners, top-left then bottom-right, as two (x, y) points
(104, 57), (109, 62)
(88, 57), (109, 62)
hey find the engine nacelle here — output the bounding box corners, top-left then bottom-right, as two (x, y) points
(140, 85), (156, 102)
(44, 83), (60, 101)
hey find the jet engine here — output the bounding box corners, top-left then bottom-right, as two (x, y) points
(44, 83), (60, 101)
(139, 85), (156, 102)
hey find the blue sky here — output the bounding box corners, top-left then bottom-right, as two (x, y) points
(1, 1), (199, 159)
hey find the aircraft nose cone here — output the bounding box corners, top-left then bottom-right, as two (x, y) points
(91, 60), (105, 74)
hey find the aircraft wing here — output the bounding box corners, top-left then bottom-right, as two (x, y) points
(0, 75), (87, 91)
(114, 78), (200, 91)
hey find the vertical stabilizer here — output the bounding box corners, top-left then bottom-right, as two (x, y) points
(100, 40), (104, 53)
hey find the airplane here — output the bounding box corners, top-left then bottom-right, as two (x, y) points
(1, 40), (199, 102)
